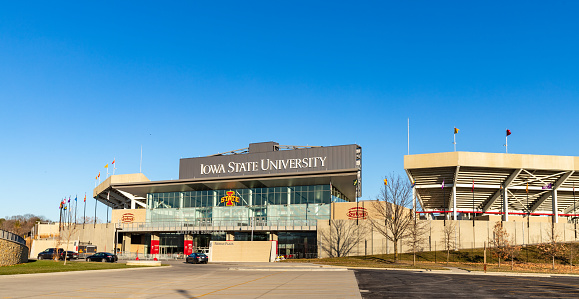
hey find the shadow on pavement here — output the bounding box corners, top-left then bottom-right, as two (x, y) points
(176, 289), (198, 299)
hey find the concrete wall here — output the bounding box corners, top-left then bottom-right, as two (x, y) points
(111, 209), (146, 224)
(36, 223), (60, 239)
(0, 239), (28, 266)
(31, 224), (116, 257)
(317, 219), (579, 258)
(29, 239), (78, 258)
(209, 241), (275, 262)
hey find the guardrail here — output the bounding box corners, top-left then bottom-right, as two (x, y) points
(118, 218), (319, 232)
(0, 229), (26, 246)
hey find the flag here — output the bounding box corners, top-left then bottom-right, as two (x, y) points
(542, 183), (553, 190)
(506, 129), (512, 136)
(68, 196), (71, 203)
(442, 180), (445, 189)
(84, 194), (86, 202)
(75, 196), (77, 202)
(526, 182), (528, 193)
(454, 127), (459, 134)
(472, 180), (474, 192)
(104, 164), (108, 169)
(98, 172), (100, 178)
(95, 174), (98, 180)
(410, 179), (415, 187)
(353, 179), (358, 186)
(112, 159), (115, 165)
(384, 179), (388, 186)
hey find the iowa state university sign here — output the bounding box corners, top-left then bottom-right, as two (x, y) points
(179, 144), (358, 180)
(200, 157), (327, 175)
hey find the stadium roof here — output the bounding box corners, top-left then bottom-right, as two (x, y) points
(404, 152), (579, 219)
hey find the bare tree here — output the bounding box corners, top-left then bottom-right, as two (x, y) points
(490, 221), (520, 269)
(370, 174), (413, 261)
(60, 209), (79, 265)
(538, 223), (567, 270)
(441, 220), (457, 265)
(319, 220), (368, 258)
(404, 210), (428, 266)
(491, 221), (508, 268)
(0, 214), (50, 237)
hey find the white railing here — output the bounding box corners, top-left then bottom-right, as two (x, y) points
(118, 218), (320, 232)
(0, 229), (26, 245)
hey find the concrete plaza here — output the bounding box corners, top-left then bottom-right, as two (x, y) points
(0, 261), (361, 299)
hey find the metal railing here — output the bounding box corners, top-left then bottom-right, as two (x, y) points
(118, 218), (319, 232)
(0, 229), (26, 246)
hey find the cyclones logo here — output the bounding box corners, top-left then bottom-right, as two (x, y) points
(347, 207), (367, 220)
(121, 213), (135, 223)
(221, 191), (239, 206)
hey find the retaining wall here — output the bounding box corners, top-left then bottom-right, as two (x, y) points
(0, 235), (29, 266)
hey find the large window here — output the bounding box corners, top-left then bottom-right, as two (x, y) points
(145, 185), (342, 223)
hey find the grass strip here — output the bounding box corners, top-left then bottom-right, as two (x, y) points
(0, 260), (164, 275)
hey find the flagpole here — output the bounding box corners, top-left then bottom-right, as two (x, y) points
(442, 180), (446, 226)
(94, 196), (98, 228)
(574, 184), (576, 239)
(505, 129), (508, 153)
(75, 195), (78, 225)
(113, 157), (116, 175)
(407, 118), (410, 155)
(454, 132), (456, 152)
(472, 180), (475, 227)
(84, 194), (87, 229)
(59, 201), (62, 232)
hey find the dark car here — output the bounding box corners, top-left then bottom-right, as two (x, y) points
(37, 248), (65, 260)
(186, 253), (208, 264)
(66, 251), (79, 260)
(85, 252), (118, 263)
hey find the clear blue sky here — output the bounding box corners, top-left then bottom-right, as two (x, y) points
(1, 1), (578, 221)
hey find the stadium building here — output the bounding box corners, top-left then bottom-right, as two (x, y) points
(93, 142), (362, 258)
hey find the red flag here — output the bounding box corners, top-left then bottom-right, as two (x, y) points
(506, 129), (511, 136)
(112, 159), (115, 164)
(84, 194), (86, 202)
(472, 180), (474, 192)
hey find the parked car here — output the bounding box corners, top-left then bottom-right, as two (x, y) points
(85, 252), (118, 263)
(66, 251), (79, 260)
(186, 253), (208, 264)
(37, 248), (65, 260)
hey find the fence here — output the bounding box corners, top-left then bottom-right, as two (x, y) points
(0, 229), (25, 246)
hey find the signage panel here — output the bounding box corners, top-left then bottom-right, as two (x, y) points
(184, 240), (193, 255)
(179, 144), (358, 180)
(150, 240), (160, 254)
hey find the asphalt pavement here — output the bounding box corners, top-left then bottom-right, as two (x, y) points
(354, 268), (579, 298)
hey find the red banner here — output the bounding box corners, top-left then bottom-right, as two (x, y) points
(150, 240), (160, 254)
(184, 240), (193, 255)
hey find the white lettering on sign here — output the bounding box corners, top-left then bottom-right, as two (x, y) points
(200, 156), (327, 175)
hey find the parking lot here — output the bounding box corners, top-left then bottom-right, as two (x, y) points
(354, 269), (579, 298)
(0, 261), (361, 298)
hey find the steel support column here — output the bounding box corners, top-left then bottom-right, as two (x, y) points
(552, 189), (558, 223)
(452, 184), (457, 220)
(503, 187), (509, 221)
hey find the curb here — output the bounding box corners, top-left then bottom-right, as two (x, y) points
(228, 267), (347, 271)
(344, 266), (579, 278)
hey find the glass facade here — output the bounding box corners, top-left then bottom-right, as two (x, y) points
(146, 185), (347, 224)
